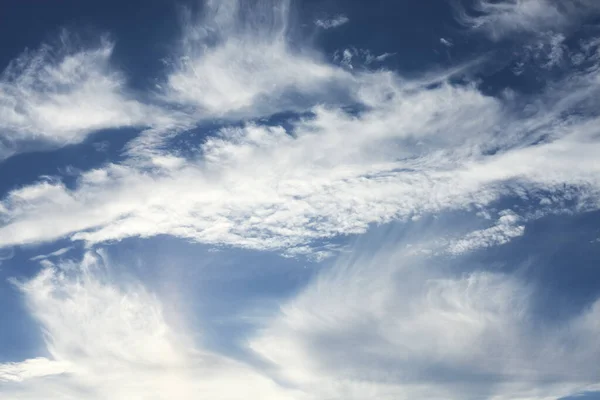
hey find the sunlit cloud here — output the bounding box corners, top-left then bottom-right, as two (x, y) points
(251, 231), (600, 400)
(1, 57), (600, 255)
(1, 0), (600, 399)
(0, 252), (301, 400)
(3, 228), (599, 400)
(0, 33), (169, 160)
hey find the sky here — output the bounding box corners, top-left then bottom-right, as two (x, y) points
(0, 0), (600, 399)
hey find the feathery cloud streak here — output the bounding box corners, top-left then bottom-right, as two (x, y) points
(2, 230), (600, 399)
(1, 1), (600, 255)
(0, 35), (169, 160)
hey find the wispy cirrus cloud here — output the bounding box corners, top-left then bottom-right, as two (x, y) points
(443, 210), (525, 255)
(0, 2), (511, 254)
(123, 0), (356, 160)
(1, 56), (600, 255)
(3, 0), (600, 257)
(0, 252), (301, 400)
(455, 0), (600, 40)
(455, 0), (565, 39)
(159, 0), (351, 119)
(315, 15), (350, 30)
(0, 34), (169, 161)
(2, 226), (599, 400)
(0, 358), (70, 383)
(2, 0), (599, 257)
(0, 77), (507, 252)
(250, 232), (600, 400)
(2, 0), (600, 399)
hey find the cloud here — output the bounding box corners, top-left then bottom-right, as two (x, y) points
(1, 1), (600, 399)
(0, 77), (505, 252)
(0, 0), (600, 259)
(333, 48), (395, 69)
(29, 246), (73, 261)
(440, 38), (453, 47)
(249, 233), (600, 400)
(445, 210), (525, 255)
(0, 33), (168, 160)
(0, 358), (70, 383)
(3, 223), (599, 400)
(158, 0), (351, 119)
(0, 252), (301, 400)
(1, 53), (600, 255)
(122, 0), (356, 160)
(315, 15), (350, 30)
(405, 209), (528, 257)
(455, 0), (600, 40)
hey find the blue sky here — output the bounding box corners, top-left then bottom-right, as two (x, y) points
(1, 0), (600, 399)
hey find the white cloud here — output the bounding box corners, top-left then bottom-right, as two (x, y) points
(29, 246), (73, 261)
(446, 210), (525, 254)
(0, 358), (70, 383)
(249, 236), (600, 400)
(121, 0), (357, 161)
(0, 77), (505, 251)
(158, 0), (351, 119)
(0, 252), (302, 400)
(3, 233), (599, 400)
(456, 0), (564, 39)
(1, 59), (600, 254)
(455, 0), (600, 39)
(0, 33), (168, 160)
(404, 209), (529, 257)
(315, 15), (350, 30)
(0, 0), (600, 259)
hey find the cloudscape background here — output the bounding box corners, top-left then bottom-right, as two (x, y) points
(1, 0), (600, 399)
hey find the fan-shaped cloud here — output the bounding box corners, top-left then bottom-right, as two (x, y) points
(250, 235), (600, 400)
(2, 233), (599, 400)
(159, 0), (351, 119)
(0, 252), (300, 400)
